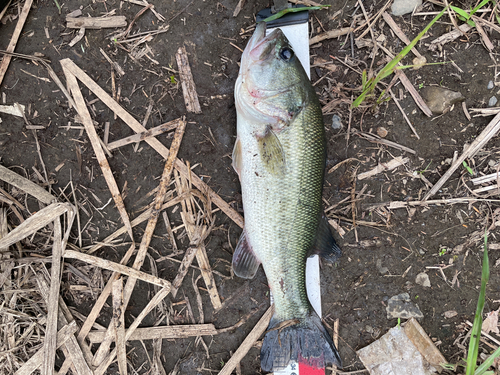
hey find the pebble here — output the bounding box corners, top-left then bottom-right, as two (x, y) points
(489, 96), (498, 107)
(377, 127), (388, 138)
(421, 86), (465, 114)
(332, 114), (342, 130)
(488, 80), (494, 90)
(415, 272), (431, 287)
(386, 293), (424, 319)
(391, 0), (422, 16)
(376, 259), (389, 275)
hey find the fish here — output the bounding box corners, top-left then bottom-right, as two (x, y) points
(232, 22), (342, 372)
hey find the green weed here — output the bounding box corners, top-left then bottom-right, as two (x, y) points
(352, 7), (447, 108)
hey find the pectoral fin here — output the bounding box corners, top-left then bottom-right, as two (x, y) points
(232, 137), (242, 178)
(258, 126), (285, 175)
(232, 229), (261, 279)
(308, 216), (342, 263)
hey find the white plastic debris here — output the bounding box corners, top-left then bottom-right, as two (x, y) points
(357, 319), (447, 375)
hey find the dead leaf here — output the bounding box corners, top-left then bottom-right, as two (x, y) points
(482, 309), (499, 334)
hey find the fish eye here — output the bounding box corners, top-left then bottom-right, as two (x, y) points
(279, 47), (294, 61)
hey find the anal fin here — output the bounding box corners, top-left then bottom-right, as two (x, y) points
(232, 229), (261, 279)
(308, 216), (342, 263)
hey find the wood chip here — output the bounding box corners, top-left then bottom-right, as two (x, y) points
(67, 16), (127, 29)
(175, 46), (202, 113)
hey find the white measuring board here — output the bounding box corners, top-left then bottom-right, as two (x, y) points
(266, 21), (325, 375)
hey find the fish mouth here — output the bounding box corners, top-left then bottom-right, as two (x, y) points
(243, 22), (282, 63)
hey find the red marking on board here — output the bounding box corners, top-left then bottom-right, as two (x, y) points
(297, 353), (325, 375)
(298, 362), (325, 375)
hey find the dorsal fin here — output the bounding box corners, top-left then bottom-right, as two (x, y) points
(232, 229), (261, 279)
(308, 216), (342, 263)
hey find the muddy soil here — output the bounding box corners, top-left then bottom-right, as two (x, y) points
(1, 0), (500, 373)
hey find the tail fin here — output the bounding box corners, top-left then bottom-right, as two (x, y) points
(260, 310), (341, 372)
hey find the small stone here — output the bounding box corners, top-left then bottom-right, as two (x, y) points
(377, 127), (388, 138)
(415, 272), (431, 287)
(488, 80), (494, 90)
(386, 292), (424, 319)
(365, 325), (374, 334)
(421, 86), (465, 115)
(391, 0), (422, 16)
(331, 114), (342, 130)
(443, 310), (458, 318)
(489, 96), (498, 107)
(376, 259), (389, 275)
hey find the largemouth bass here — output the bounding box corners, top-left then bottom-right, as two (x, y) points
(232, 22), (342, 372)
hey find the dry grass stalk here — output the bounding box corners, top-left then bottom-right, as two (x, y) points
(175, 46), (202, 113)
(99, 47), (125, 76)
(0, 202), (74, 249)
(389, 89), (420, 139)
(93, 118), (187, 366)
(62, 60), (134, 241)
(424, 111), (500, 200)
(171, 246), (199, 298)
(174, 170), (221, 310)
(58, 58), (243, 228)
(233, 0), (246, 17)
(67, 16), (127, 29)
(309, 27), (353, 45)
(35, 273), (93, 375)
(14, 321), (78, 375)
(86, 192), (191, 254)
(428, 23), (471, 51)
(219, 306), (274, 375)
(355, 131), (416, 154)
(366, 197), (500, 210)
(382, 12), (423, 59)
(0, 0), (33, 86)
(395, 71), (433, 118)
(113, 278), (127, 375)
(0, 165), (56, 204)
(41, 219), (63, 375)
(94, 285), (172, 375)
(87, 323), (218, 342)
(107, 118), (181, 150)
(64, 249), (171, 288)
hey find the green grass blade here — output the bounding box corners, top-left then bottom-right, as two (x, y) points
(470, 0), (491, 16)
(465, 232), (490, 375)
(475, 345), (500, 375)
(352, 6), (447, 108)
(262, 5), (330, 22)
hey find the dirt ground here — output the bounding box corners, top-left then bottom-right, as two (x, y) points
(1, 0), (500, 373)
